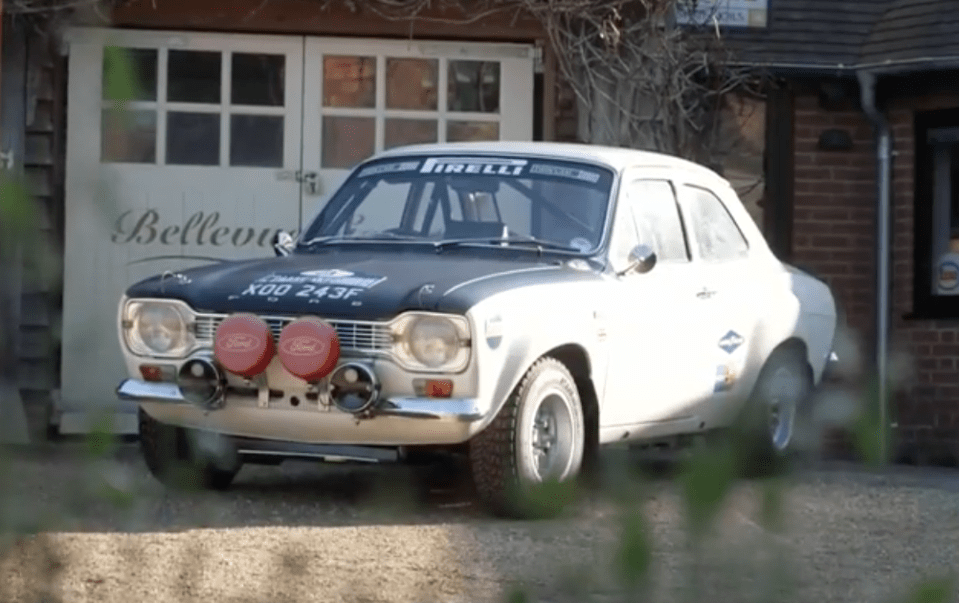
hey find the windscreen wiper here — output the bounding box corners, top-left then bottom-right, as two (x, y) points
(299, 233), (425, 248)
(434, 236), (581, 254)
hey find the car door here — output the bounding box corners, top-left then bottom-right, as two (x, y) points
(601, 174), (715, 428)
(675, 180), (761, 406)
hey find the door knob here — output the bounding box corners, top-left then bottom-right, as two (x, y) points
(296, 170), (320, 195)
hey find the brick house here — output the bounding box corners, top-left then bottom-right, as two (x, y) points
(731, 0), (959, 464)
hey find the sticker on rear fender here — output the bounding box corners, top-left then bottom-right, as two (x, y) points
(718, 330), (744, 354)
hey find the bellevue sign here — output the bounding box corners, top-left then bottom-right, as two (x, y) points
(112, 209), (294, 250)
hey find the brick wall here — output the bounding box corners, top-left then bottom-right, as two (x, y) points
(887, 96), (959, 465)
(790, 94), (878, 459)
(793, 88), (959, 464)
(791, 94), (878, 345)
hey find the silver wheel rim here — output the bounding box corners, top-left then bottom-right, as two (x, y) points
(767, 366), (801, 451)
(529, 390), (576, 481)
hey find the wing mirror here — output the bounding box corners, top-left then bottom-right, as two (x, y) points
(272, 231), (295, 257)
(621, 244), (657, 275)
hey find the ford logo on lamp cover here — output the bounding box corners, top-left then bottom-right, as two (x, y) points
(277, 317), (340, 382)
(213, 313), (276, 378)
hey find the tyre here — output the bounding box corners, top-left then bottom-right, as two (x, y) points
(734, 348), (813, 477)
(138, 408), (240, 491)
(467, 357), (585, 518)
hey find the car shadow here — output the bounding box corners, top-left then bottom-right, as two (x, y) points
(1, 441), (698, 535)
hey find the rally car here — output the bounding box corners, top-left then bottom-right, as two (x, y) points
(116, 141), (837, 516)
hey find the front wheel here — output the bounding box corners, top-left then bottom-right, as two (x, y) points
(139, 408), (240, 491)
(467, 357), (585, 518)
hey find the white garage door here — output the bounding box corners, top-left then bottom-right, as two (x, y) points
(60, 27), (535, 432)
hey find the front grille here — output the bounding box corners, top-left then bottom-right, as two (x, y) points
(193, 314), (393, 353)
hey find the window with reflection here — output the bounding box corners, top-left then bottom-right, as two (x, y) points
(166, 112), (220, 166)
(231, 115), (284, 167)
(101, 109), (157, 164)
(386, 58), (438, 110)
(322, 116), (375, 169)
(447, 121), (499, 142)
(232, 53), (285, 106)
(915, 108), (959, 317)
(385, 119), (438, 150)
(323, 56), (376, 108)
(102, 47), (157, 102)
(167, 50), (221, 104)
(448, 60), (500, 113)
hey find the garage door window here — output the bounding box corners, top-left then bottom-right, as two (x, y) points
(101, 47), (287, 168)
(101, 47), (158, 163)
(319, 53), (503, 168)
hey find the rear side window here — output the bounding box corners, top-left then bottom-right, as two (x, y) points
(684, 185), (749, 262)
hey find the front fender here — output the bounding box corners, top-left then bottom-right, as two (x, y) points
(464, 282), (609, 434)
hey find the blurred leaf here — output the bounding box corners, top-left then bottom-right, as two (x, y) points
(0, 173), (36, 240)
(510, 477), (578, 519)
(102, 46), (142, 106)
(898, 575), (957, 603)
(758, 477), (786, 533)
(677, 442), (736, 537)
(505, 584), (530, 603)
(97, 480), (137, 510)
(85, 412), (121, 458)
(853, 377), (884, 467)
(615, 508), (652, 590)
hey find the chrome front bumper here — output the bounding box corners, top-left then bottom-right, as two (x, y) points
(117, 379), (488, 446)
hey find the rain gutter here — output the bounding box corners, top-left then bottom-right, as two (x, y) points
(856, 69), (892, 465)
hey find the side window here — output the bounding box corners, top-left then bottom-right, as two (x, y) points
(611, 194), (640, 269)
(626, 179), (689, 262)
(684, 185), (749, 261)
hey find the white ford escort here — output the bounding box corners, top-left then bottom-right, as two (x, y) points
(116, 142), (837, 516)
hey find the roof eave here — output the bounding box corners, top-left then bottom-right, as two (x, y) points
(731, 55), (959, 78)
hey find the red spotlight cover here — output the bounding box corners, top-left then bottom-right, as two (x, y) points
(277, 317), (340, 382)
(214, 313), (275, 379)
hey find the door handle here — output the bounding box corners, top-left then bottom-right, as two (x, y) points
(696, 288), (716, 299)
(296, 170), (320, 195)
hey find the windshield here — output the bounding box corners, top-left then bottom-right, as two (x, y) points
(299, 155), (616, 253)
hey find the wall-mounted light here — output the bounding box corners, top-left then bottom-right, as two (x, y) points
(818, 128), (854, 151)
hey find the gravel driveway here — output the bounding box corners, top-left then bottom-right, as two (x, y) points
(1, 444), (957, 603)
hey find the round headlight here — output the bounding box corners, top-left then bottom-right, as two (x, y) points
(136, 304), (186, 354)
(407, 316), (460, 368)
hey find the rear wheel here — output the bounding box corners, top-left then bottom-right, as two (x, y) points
(467, 357), (585, 518)
(735, 348), (813, 476)
(139, 408), (240, 491)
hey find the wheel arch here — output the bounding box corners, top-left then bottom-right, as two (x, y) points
(542, 344), (600, 471)
(749, 337), (816, 405)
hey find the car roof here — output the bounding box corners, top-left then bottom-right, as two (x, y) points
(374, 141), (728, 185)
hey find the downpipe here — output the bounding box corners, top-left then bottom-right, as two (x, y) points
(857, 70), (893, 464)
